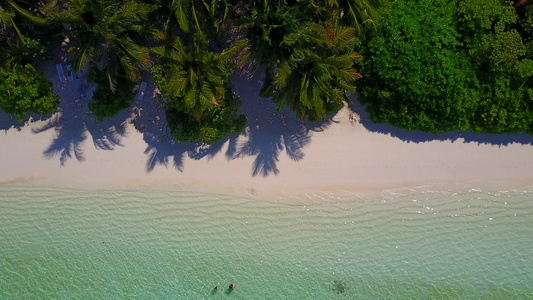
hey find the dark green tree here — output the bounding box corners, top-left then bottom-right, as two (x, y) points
(359, 0), (533, 134)
(457, 0), (533, 132)
(0, 0), (47, 44)
(358, 0), (481, 133)
(307, 0), (383, 34)
(86, 65), (136, 122)
(163, 0), (229, 36)
(52, 0), (154, 78)
(1, 0), (49, 74)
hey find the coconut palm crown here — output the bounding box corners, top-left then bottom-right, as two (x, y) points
(52, 0), (155, 82)
(271, 22), (362, 121)
(153, 33), (247, 120)
(0, 0), (47, 44)
(310, 0), (383, 34)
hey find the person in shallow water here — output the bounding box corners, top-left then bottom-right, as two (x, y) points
(214, 286), (218, 290)
(229, 283), (235, 290)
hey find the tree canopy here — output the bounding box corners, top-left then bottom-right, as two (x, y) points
(51, 0), (156, 120)
(152, 33), (247, 142)
(269, 22), (361, 121)
(358, 0), (533, 134)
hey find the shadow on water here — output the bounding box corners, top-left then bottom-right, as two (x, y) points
(130, 74), (333, 176)
(349, 94), (533, 146)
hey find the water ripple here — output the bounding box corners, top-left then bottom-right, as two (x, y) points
(0, 186), (532, 299)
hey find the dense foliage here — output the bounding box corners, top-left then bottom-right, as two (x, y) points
(50, 0), (155, 121)
(0, 63), (59, 122)
(86, 65), (136, 122)
(268, 22), (362, 121)
(0, 0), (49, 74)
(239, 2), (364, 121)
(6, 0), (533, 139)
(164, 90), (246, 143)
(1, 0), (380, 141)
(152, 34), (247, 142)
(358, 0), (533, 134)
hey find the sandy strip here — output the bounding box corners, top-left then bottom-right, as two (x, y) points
(2, 62), (533, 203)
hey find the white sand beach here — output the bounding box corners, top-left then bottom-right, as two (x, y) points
(2, 61), (533, 203)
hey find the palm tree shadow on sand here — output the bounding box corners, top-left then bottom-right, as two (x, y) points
(129, 81), (193, 173)
(131, 82), (242, 173)
(134, 75), (334, 176)
(228, 74), (334, 176)
(0, 110), (50, 133)
(32, 67), (130, 166)
(350, 94), (533, 146)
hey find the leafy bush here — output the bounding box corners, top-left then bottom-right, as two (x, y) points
(457, 0), (533, 133)
(0, 63), (59, 122)
(86, 65), (135, 122)
(165, 90), (246, 143)
(24, 38), (53, 61)
(358, 0), (533, 134)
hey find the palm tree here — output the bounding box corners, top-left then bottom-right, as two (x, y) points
(270, 22), (362, 121)
(0, 0), (47, 44)
(236, 3), (304, 96)
(152, 33), (247, 142)
(52, 0), (155, 82)
(309, 0), (383, 34)
(161, 0), (229, 40)
(152, 33), (246, 120)
(1, 0), (48, 74)
(49, 0), (155, 120)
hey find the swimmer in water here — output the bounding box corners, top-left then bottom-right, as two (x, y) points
(229, 283), (235, 290)
(214, 286), (218, 290)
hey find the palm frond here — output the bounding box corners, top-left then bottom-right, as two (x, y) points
(11, 19), (25, 44)
(0, 7), (15, 28)
(173, 0), (190, 32)
(8, 1), (47, 24)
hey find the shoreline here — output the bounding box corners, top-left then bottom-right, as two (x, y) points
(2, 62), (533, 203)
(2, 112), (533, 204)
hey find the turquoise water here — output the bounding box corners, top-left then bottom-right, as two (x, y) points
(0, 187), (532, 299)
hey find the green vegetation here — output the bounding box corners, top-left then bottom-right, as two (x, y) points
(51, 0), (155, 120)
(4, 0), (532, 140)
(164, 90), (246, 143)
(239, 2), (364, 121)
(268, 22), (361, 121)
(1, 0), (378, 141)
(152, 33), (246, 142)
(359, 0), (533, 134)
(0, 63), (59, 122)
(86, 65), (136, 122)
(0, 1), (58, 122)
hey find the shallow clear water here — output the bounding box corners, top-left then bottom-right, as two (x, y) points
(0, 187), (532, 299)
